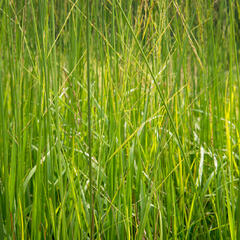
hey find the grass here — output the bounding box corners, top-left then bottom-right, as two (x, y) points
(0, 0), (240, 239)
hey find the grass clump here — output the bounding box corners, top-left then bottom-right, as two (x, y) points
(0, 0), (240, 239)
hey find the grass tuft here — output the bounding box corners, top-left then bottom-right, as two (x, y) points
(0, 0), (240, 239)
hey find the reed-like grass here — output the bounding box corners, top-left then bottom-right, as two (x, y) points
(0, 0), (240, 239)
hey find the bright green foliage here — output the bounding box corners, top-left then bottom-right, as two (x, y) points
(0, 0), (240, 239)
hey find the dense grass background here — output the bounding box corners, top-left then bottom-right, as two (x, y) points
(0, 0), (240, 239)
